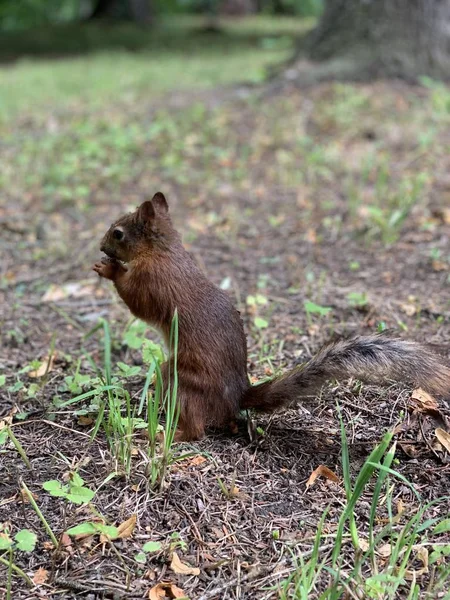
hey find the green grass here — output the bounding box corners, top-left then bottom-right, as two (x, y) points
(0, 15), (310, 119)
(275, 425), (450, 600)
(54, 315), (182, 489)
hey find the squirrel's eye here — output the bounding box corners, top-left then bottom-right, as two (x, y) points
(113, 228), (124, 241)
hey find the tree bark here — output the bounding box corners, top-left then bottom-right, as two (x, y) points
(89, 0), (152, 23)
(287, 0), (450, 82)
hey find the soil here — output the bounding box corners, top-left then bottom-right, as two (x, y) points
(1, 80), (449, 599)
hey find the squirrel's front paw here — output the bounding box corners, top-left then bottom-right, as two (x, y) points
(93, 257), (123, 280)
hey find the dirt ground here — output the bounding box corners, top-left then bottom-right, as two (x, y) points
(1, 79), (450, 599)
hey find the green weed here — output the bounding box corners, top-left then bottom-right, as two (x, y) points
(274, 423), (450, 599)
(0, 527), (36, 594)
(42, 473), (96, 505)
(58, 314), (181, 489)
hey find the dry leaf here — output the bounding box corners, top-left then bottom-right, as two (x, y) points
(359, 539), (370, 552)
(0, 415), (13, 428)
(432, 260), (448, 272)
(32, 568), (49, 585)
(305, 228), (317, 244)
(170, 552), (200, 576)
(411, 388), (438, 410)
(394, 498), (405, 523)
(29, 354), (55, 378)
(405, 546), (429, 580)
(377, 543), (392, 558)
(188, 455), (207, 467)
(42, 281), (97, 303)
(435, 428), (450, 453)
(42, 541), (55, 550)
(20, 488), (36, 503)
(60, 532), (72, 548)
(306, 465), (339, 489)
(116, 515), (137, 539)
(400, 302), (417, 316)
(438, 207), (450, 224)
(149, 582), (187, 599)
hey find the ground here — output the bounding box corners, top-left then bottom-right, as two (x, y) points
(1, 16), (450, 600)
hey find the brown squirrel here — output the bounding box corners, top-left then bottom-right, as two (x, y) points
(93, 192), (450, 441)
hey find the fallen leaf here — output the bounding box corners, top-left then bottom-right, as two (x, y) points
(0, 415), (13, 428)
(32, 568), (49, 585)
(432, 260), (448, 272)
(149, 581), (187, 599)
(42, 281), (97, 302)
(437, 207), (450, 224)
(20, 488), (36, 503)
(405, 546), (429, 580)
(170, 551), (200, 576)
(188, 455), (207, 467)
(395, 499), (405, 523)
(29, 354), (55, 378)
(377, 543), (392, 558)
(60, 532), (72, 548)
(400, 302), (417, 316)
(359, 539), (370, 552)
(224, 484), (241, 498)
(398, 442), (422, 458)
(435, 428), (450, 453)
(306, 465), (339, 489)
(42, 541), (55, 550)
(305, 228), (317, 244)
(411, 388), (438, 410)
(116, 515), (137, 539)
(377, 498), (407, 525)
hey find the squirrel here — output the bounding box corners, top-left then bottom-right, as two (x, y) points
(93, 192), (450, 441)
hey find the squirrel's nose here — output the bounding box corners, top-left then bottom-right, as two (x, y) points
(100, 243), (106, 253)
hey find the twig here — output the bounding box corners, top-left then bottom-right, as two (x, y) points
(419, 416), (442, 462)
(198, 543), (335, 600)
(10, 419), (93, 439)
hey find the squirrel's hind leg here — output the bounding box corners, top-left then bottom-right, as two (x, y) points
(174, 392), (206, 442)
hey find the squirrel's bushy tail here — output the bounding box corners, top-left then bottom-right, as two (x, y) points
(241, 335), (450, 411)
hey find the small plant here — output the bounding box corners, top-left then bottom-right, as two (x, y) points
(135, 540), (163, 564)
(274, 420), (450, 599)
(66, 522), (118, 539)
(0, 527), (36, 595)
(58, 314), (182, 487)
(217, 472), (240, 499)
(145, 311), (181, 489)
(247, 293), (270, 331)
(365, 172), (429, 245)
(1, 425), (31, 468)
(43, 472), (95, 505)
(347, 291), (368, 308)
(304, 300), (332, 327)
(168, 532), (187, 553)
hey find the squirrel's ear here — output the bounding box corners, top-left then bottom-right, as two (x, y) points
(138, 200), (156, 222)
(151, 192), (169, 213)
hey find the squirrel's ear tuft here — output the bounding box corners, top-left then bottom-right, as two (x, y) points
(151, 192), (169, 213)
(138, 200), (156, 222)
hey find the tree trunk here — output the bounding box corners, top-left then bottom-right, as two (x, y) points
(89, 0), (152, 23)
(221, 0), (258, 14)
(286, 0), (450, 83)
